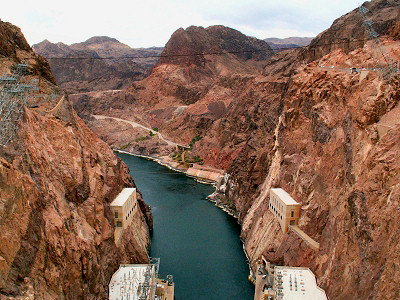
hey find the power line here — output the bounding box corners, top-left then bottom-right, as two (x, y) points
(44, 38), (374, 60)
(130, 170), (186, 175)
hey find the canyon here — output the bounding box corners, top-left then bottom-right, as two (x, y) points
(61, 0), (399, 299)
(0, 21), (152, 299)
(1, 0), (399, 299)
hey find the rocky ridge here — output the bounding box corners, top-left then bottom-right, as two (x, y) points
(33, 37), (163, 94)
(0, 21), (152, 299)
(208, 2), (400, 299)
(71, 25), (274, 158)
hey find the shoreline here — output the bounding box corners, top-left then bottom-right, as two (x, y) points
(114, 148), (217, 185)
(115, 148), (254, 285)
(115, 149), (237, 215)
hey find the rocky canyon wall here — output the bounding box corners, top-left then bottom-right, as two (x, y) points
(39, 1), (400, 298)
(217, 17), (400, 300)
(0, 21), (152, 299)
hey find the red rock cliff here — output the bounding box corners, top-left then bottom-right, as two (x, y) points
(0, 21), (152, 299)
(207, 1), (400, 298)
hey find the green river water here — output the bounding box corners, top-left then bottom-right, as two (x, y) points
(118, 153), (254, 300)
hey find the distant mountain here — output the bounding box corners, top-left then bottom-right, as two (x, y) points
(156, 25), (273, 76)
(264, 37), (313, 50)
(69, 36), (163, 67)
(33, 37), (163, 93)
(71, 25), (275, 154)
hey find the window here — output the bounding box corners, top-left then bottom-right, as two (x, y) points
(116, 221), (122, 227)
(290, 220), (295, 225)
(291, 211), (294, 218)
(114, 212), (118, 219)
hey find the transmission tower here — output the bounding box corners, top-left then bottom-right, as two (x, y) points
(0, 61), (39, 146)
(358, 5), (399, 79)
(138, 264), (156, 300)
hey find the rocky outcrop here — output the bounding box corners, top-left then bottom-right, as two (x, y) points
(0, 21), (152, 299)
(33, 37), (163, 93)
(158, 25), (272, 65)
(302, 0), (399, 61)
(223, 58), (400, 299)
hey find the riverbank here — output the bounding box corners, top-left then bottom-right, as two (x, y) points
(207, 196), (239, 219)
(117, 150), (255, 291)
(115, 148), (242, 220)
(118, 153), (255, 299)
(113, 148), (225, 184)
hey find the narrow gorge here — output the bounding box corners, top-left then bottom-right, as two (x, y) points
(1, 0), (400, 299)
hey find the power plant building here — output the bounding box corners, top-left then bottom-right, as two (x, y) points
(269, 188), (301, 233)
(110, 188), (138, 242)
(109, 259), (174, 300)
(254, 258), (327, 300)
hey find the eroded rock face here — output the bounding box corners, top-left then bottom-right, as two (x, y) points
(0, 21), (152, 299)
(302, 0), (399, 61)
(71, 26), (274, 156)
(230, 60), (400, 299)
(157, 25), (273, 69)
(32, 37), (163, 94)
(210, 4), (400, 298)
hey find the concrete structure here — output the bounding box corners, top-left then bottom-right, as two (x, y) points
(289, 225), (320, 251)
(254, 258), (327, 300)
(269, 188), (300, 233)
(111, 188), (137, 229)
(110, 188), (139, 243)
(109, 259), (174, 300)
(273, 266), (327, 300)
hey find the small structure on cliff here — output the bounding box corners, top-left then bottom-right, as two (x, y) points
(269, 188), (300, 233)
(254, 258), (327, 300)
(111, 188), (138, 242)
(111, 188), (137, 229)
(269, 188), (320, 250)
(109, 258), (174, 300)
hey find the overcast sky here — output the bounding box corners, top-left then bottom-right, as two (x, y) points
(2, 0), (365, 48)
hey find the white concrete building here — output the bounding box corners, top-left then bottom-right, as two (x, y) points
(109, 260), (174, 300)
(110, 188), (137, 230)
(269, 188), (301, 233)
(273, 266), (327, 300)
(109, 264), (157, 300)
(254, 258), (328, 300)
(110, 188), (138, 242)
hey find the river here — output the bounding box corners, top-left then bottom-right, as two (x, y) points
(118, 153), (254, 300)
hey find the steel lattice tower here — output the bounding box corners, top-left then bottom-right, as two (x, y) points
(0, 62), (39, 145)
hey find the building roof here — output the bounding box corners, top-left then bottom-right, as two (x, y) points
(109, 264), (156, 300)
(271, 188), (299, 205)
(274, 266), (327, 300)
(111, 188), (136, 207)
